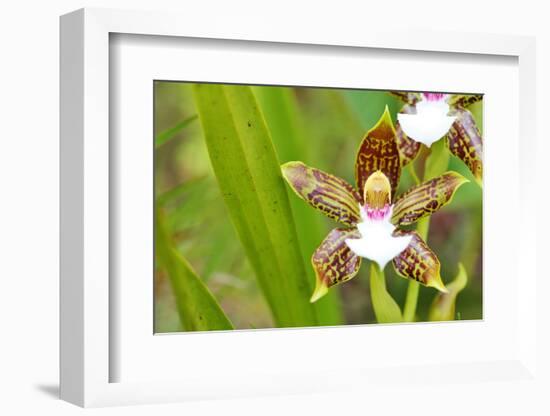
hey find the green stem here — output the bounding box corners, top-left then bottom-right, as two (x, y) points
(416, 217), (431, 244)
(369, 263), (403, 323)
(403, 281), (419, 322)
(402, 139), (449, 322)
(402, 143), (439, 322)
(408, 162), (421, 185)
(402, 153), (425, 321)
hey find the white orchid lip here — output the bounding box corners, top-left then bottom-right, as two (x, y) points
(397, 93), (456, 147)
(345, 204), (412, 270)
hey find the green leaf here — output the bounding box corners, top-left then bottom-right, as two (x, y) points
(156, 175), (208, 207)
(369, 262), (403, 323)
(252, 86), (307, 162)
(165, 177), (217, 232)
(192, 84), (319, 327)
(428, 263), (468, 321)
(155, 114), (198, 148)
(254, 86), (343, 325)
(297, 89), (364, 178)
(155, 208), (233, 331)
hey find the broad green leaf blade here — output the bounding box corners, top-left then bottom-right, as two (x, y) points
(468, 100), (483, 133)
(355, 106), (401, 200)
(429, 263), (468, 321)
(155, 209), (233, 331)
(165, 177), (216, 232)
(310, 228), (361, 302)
(369, 263), (403, 323)
(306, 89), (364, 168)
(281, 161), (361, 226)
(391, 171), (469, 226)
(252, 86), (307, 162)
(192, 84), (318, 327)
(254, 86), (342, 324)
(392, 230), (447, 293)
(155, 114), (198, 148)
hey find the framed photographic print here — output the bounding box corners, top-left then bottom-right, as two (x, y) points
(153, 81), (483, 333)
(60, 7), (541, 409)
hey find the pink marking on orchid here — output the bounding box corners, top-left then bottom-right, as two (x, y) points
(363, 203), (391, 221)
(347, 202), (412, 270)
(422, 92), (446, 102)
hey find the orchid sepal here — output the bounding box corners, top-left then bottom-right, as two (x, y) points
(310, 278), (329, 303)
(390, 91), (421, 105)
(446, 108), (483, 185)
(392, 230), (448, 293)
(391, 172), (469, 226)
(281, 161), (362, 226)
(355, 105), (402, 199)
(310, 228), (362, 302)
(448, 94), (483, 109)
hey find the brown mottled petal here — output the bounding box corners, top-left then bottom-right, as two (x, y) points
(446, 108), (483, 184)
(392, 230), (447, 292)
(396, 104), (421, 166)
(391, 171), (469, 226)
(355, 106), (402, 200)
(448, 94), (483, 109)
(281, 161), (362, 226)
(310, 228), (362, 302)
(390, 91), (422, 105)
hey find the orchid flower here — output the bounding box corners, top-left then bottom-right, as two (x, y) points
(281, 107), (468, 302)
(392, 91), (483, 184)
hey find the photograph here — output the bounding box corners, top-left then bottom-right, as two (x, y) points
(2, 0), (544, 413)
(154, 82), (483, 332)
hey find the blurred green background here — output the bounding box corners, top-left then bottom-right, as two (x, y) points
(154, 82), (483, 332)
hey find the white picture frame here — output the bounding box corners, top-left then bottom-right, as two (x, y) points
(60, 7), (541, 409)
